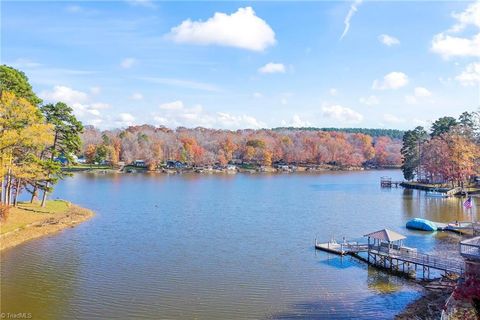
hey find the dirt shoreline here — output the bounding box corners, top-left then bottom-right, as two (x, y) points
(395, 278), (457, 320)
(0, 203), (94, 252)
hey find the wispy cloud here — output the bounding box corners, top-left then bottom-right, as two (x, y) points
(138, 77), (220, 92)
(65, 5), (99, 15)
(125, 0), (157, 9)
(120, 57), (137, 69)
(340, 0), (363, 40)
(378, 34), (400, 46)
(258, 62), (286, 74)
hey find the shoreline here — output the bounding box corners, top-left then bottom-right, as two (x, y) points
(395, 278), (457, 319)
(0, 201), (94, 252)
(63, 164), (401, 175)
(401, 181), (480, 195)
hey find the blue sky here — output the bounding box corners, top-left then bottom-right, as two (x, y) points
(2, 0), (479, 129)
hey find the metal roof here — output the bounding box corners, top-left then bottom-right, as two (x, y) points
(364, 229), (406, 242)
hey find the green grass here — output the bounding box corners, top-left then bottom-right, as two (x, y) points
(67, 164), (112, 169)
(1, 200), (71, 234)
(62, 164), (113, 172)
(17, 200), (70, 214)
(238, 163), (257, 170)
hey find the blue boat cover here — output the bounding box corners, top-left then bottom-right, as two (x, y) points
(406, 218), (437, 231)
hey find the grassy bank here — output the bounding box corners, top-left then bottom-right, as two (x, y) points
(0, 200), (94, 251)
(62, 164), (115, 172)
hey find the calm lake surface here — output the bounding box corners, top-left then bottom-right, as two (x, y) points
(1, 170), (476, 319)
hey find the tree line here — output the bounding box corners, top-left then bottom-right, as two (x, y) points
(273, 127), (405, 140)
(0, 65), (83, 208)
(401, 111), (480, 186)
(82, 125), (403, 170)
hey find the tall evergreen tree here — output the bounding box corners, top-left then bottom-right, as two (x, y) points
(430, 116), (458, 137)
(401, 126), (428, 181)
(39, 102), (83, 206)
(0, 65), (42, 106)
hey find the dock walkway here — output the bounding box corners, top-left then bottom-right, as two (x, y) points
(315, 241), (464, 278)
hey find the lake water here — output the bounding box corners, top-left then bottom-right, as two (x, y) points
(1, 170), (475, 319)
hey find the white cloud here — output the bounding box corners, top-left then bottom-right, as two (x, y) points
(322, 105), (363, 123)
(159, 100), (184, 110)
(413, 118), (430, 126)
(378, 34), (400, 46)
(359, 95), (380, 105)
(449, 1), (480, 32)
(65, 4), (98, 14)
(431, 2), (480, 59)
(405, 87), (433, 104)
(120, 57), (137, 69)
(372, 72), (409, 90)
(414, 87), (432, 97)
(40, 85), (88, 105)
(329, 88), (338, 96)
(280, 98), (288, 105)
(383, 114), (405, 124)
(116, 113), (136, 127)
(216, 112), (265, 129)
(431, 33), (480, 59)
(66, 5), (83, 13)
(455, 62), (480, 86)
(281, 114), (311, 127)
(340, 0), (363, 40)
(40, 85), (109, 126)
(258, 62), (286, 74)
(405, 95), (417, 105)
(253, 92), (263, 99)
(90, 102), (110, 110)
(153, 100), (264, 129)
(131, 92), (144, 100)
(9, 58), (42, 68)
(166, 7), (276, 51)
(88, 118), (104, 127)
(90, 86), (101, 95)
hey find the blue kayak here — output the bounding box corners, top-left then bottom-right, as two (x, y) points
(406, 218), (437, 231)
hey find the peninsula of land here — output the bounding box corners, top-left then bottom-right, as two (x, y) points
(0, 200), (94, 252)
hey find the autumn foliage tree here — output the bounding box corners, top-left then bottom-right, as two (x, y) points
(79, 125), (405, 170)
(0, 91), (54, 206)
(401, 112), (480, 185)
(1, 65), (84, 208)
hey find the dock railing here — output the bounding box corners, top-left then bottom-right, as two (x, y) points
(460, 236), (480, 261)
(368, 245), (464, 274)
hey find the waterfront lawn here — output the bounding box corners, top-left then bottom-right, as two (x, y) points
(0, 200), (70, 235)
(63, 164), (113, 171)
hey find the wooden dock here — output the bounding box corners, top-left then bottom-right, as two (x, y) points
(435, 221), (480, 235)
(315, 241), (368, 255)
(315, 236), (464, 279)
(380, 177), (402, 188)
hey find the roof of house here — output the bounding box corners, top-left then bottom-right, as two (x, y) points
(364, 229), (406, 242)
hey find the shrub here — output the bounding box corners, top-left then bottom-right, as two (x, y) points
(0, 204), (10, 222)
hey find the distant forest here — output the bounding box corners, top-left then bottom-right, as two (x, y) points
(81, 125), (402, 169)
(273, 127), (404, 139)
